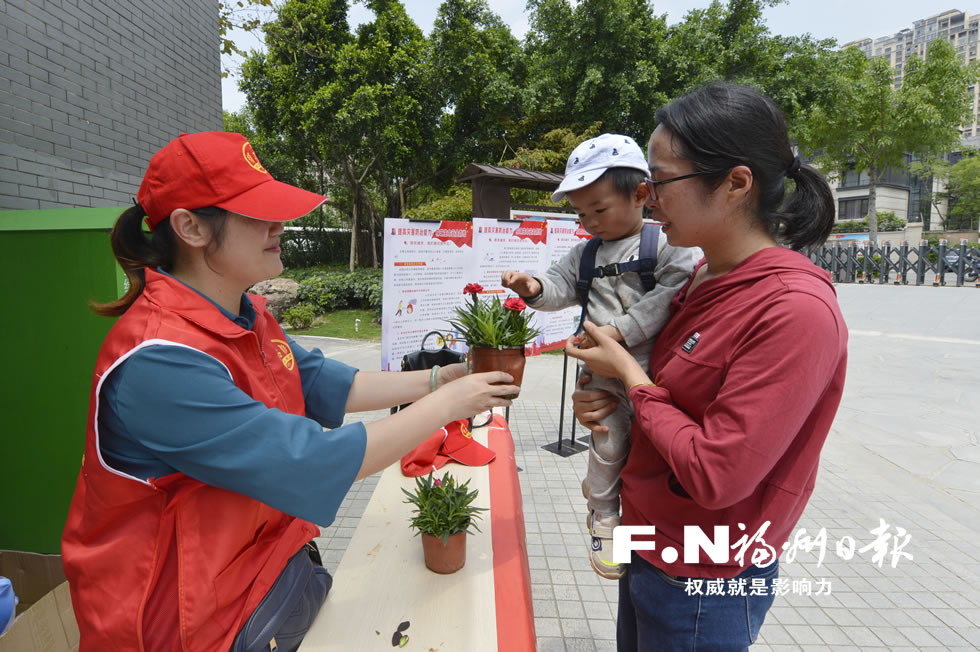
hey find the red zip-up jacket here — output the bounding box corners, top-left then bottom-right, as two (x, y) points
(62, 269), (318, 651)
(623, 247), (848, 578)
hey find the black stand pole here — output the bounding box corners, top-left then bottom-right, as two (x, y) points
(541, 349), (587, 457)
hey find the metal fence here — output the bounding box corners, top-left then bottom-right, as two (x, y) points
(281, 226), (382, 268)
(807, 239), (980, 287)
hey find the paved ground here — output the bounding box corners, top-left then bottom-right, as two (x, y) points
(296, 282), (980, 651)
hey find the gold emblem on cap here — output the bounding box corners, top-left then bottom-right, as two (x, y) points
(242, 142), (268, 174)
(461, 422), (472, 439)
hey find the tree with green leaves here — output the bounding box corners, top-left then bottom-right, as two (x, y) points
(522, 0), (668, 141)
(230, 0), (849, 266)
(239, 0), (352, 190)
(910, 155), (953, 230)
(659, 0), (841, 133)
(429, 0), (526, 175)
(324, 0), (438, 266)
(942, 155), (980, 231)
(797, 39), (978, 244)
(241, 0), (440, 270)
(218, 0), (274, 71)
(660, 0), (778, 90)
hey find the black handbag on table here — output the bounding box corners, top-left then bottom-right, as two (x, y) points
(400, 330), (466, 373)
(393, 331), (465, 414)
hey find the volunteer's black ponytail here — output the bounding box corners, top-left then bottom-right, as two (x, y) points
(90, 205), (225, 316)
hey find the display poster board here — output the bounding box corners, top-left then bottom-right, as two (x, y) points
(470, 217), (548, 354)
(381, 217), (593, 370)
(381, 220), (474, 371)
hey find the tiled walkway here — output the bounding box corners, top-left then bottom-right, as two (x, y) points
(305, 284), (980, 651)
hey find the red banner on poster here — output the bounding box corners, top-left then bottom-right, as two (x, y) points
(432, 221), (473, 248)
(512, 220), (547, 245)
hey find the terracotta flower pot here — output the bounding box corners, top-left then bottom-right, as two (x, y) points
(469, 346), (526, 399)
(421, 532), (467, 574)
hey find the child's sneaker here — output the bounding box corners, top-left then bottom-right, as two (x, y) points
(587, 510), (624, 580)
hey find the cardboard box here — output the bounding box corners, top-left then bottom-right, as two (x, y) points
(0, 551), (78, 652)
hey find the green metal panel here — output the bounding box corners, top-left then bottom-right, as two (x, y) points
(0, 206), (125, 552)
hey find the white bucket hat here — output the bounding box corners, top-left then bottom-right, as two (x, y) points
(551, 133), (650, 203)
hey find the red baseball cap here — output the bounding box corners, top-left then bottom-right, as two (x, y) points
(441, 419), (496, 466)
(400, 419), (496, 477)
(136, 131), (327, 231)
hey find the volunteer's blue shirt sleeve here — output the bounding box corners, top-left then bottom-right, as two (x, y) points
(98, 345), (366, 527)
(286, 335), (358, 428)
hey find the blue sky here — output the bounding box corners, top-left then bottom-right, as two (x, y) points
(223, 0), (957, 112)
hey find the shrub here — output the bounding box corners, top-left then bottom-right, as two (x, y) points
(832, 211), (906, 233)
(297, 268), (383, 320)
(402, 187), (473, 222)
(833, 219), (868, 233)
(875, 210), (906, 231)
(282, 303), (315, 330)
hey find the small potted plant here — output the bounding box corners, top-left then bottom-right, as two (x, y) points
(447, 283), (540, 396)
(402, 471), (487, 574)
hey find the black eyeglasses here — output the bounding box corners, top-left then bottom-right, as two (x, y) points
(644, 170), (729, 201)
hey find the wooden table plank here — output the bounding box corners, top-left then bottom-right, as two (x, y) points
(300, 420), (498, 651)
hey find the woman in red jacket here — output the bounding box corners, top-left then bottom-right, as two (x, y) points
(568, 83), (848, 651)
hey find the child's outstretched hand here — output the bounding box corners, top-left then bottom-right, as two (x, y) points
(501, 271), (541, 299)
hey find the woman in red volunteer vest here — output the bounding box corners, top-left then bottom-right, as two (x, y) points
(61, 132), (518, 652)
(567, 83), (848, 650)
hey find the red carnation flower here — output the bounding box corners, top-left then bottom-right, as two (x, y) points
(463, 283), (484, 295)
(504, 297), (527, 312)
(433, 478), (442, 487)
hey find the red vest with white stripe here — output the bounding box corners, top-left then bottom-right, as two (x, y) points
(62, 268), (318, 651)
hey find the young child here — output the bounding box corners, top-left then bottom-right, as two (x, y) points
(502, 133), (699, 579)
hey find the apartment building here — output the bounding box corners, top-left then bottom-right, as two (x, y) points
(835, 8), (978, 231)
(842, 8), (980, 138)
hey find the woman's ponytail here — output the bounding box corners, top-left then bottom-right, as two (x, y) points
(777, 163), (836, 251)
(90, 205), (176, 316)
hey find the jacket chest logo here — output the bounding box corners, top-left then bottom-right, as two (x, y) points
(270, 339), (295, 371)
(682, 332), (700, 354)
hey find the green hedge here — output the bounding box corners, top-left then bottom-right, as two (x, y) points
(280, 228), (382, 268)
(297, 268), (383, 320)
(832, 211), (906, 233)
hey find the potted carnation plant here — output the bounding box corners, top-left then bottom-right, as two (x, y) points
(402, 471), (486, 574)
(448, 283), (540, 397)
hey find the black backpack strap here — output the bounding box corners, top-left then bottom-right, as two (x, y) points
(574, 225), (660, 332)
(637, 222), (660, 292)
(588, 223), (660, 289)
(576, 237), (602, 332)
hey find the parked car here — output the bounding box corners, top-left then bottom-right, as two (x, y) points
(943, 250), (980, 281)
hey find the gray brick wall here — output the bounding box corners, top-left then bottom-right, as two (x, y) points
(0, 0), (223, 210)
